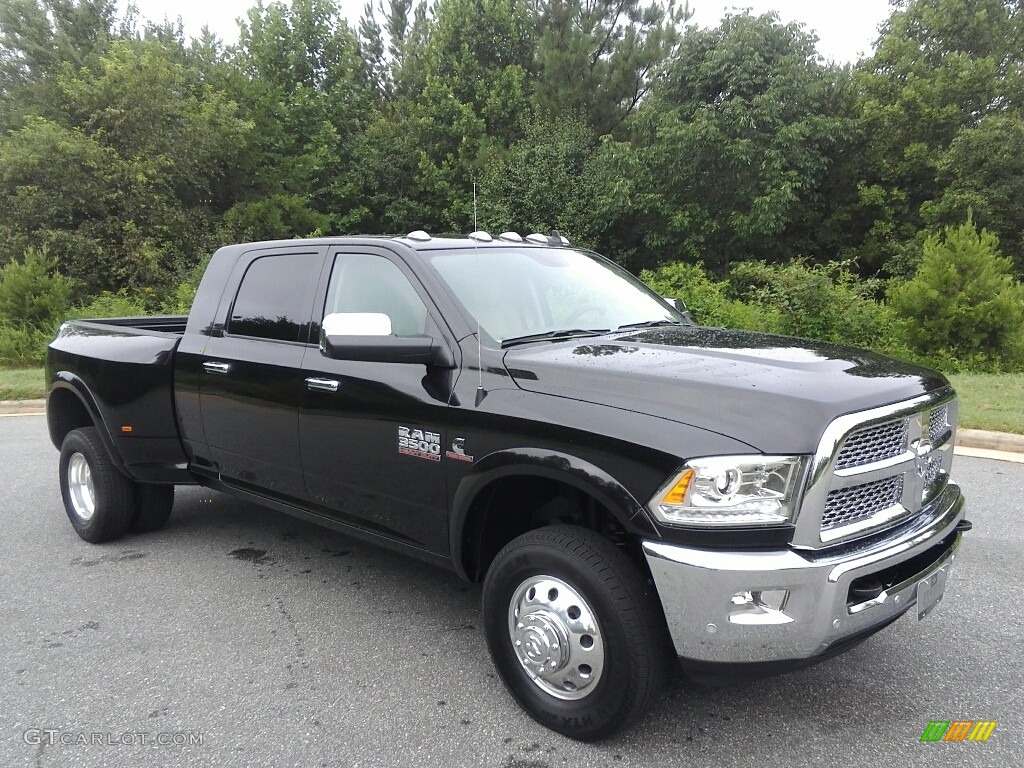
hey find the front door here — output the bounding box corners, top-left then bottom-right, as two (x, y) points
(299, 248), (458, 554)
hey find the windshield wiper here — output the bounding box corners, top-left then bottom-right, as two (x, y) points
(500, 328), (610, 349)
(614, 320), (686, 332)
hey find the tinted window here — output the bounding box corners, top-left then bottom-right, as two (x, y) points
(229, 254), (319, 342)
(324, 254), (428, 337)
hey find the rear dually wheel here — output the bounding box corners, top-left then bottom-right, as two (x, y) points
(59, 427), (135, 543)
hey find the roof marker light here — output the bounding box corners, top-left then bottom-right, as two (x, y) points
(406, 230), (431, 241)
(498, 232), (523, 242)
(469, 231), (493, 242)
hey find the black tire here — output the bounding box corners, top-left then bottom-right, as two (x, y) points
(59, 427), (136, 543)
(482, 525), (668, 741)
(130, 484), (175, 533)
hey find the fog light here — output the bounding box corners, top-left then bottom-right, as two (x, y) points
(728, 589), (793, 625)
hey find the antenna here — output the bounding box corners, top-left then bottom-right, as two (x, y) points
(472, 180), (486, 406)
(475, 314), (485, 406)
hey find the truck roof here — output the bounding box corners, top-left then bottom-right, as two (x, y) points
(216, 231), (571, 255)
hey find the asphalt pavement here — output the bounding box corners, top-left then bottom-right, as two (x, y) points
(2, 414), (1021, 767)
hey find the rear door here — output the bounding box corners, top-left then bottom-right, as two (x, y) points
(299, 247), (459, 554)
(199, 247), (325, 501)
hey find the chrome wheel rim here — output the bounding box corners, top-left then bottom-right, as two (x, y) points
(67, 453), (96, 522)
(508, 575), (605, 700)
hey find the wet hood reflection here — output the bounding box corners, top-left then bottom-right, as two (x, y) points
(502, 326), (950, 455)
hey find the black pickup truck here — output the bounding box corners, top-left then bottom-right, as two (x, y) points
(46, 232), (969, 740)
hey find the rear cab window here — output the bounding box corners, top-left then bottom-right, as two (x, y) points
(228, 253), (321, 343)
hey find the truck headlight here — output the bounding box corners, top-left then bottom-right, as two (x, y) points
(648, 456), (807, 528)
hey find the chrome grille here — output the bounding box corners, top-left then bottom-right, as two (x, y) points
(929, 405), (949, 442)
(923, 453), (944, 498)
(835, 419), (908, 470)
(797, 393), (958, 549)
(822, 475), (904, 530)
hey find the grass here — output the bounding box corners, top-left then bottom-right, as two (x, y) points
(948, 373), (1024, 435)
(1, 367), (1021, 434)
(0, 367), (45, 401)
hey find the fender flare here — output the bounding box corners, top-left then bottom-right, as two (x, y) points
(448, 447), (658, 580)
(47, 373), (130, 477)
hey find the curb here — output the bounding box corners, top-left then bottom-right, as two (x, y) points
(955, 428), (1024, 454)
(0, 399), (45, 414)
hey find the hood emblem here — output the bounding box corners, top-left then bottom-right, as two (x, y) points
(912, 413), (933, 478)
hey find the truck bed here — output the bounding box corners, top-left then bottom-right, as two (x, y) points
(80, 315), (189, 335)
(45, 315), (191, 483)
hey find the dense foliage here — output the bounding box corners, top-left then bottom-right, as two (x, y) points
(889, 218), (1024, 370)
(1, 0), (1023, 371)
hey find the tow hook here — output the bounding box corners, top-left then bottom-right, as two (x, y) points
(955, 519), (973, 533)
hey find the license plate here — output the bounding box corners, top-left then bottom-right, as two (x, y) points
(917, 565), (950, 620)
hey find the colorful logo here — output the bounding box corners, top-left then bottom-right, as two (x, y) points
(920, 721), (997, 742)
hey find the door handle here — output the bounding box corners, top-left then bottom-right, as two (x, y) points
(305, 377), (340, 393)
(203, 361), (230, 375)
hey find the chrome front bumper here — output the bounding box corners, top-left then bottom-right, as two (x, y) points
(643, 483), (965, 664)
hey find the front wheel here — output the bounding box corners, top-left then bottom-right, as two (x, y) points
(482, 525), (668, 741)
(59, 427), (136, 543)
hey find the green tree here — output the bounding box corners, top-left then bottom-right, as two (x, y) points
(478, 114), (601, 239)
(385, 0), (432, 99)
(855, 0), (1024, 274)
(0, 0), (116, 89)
(357, 2), (388, 99)
(533, 0), (688, 136)
(345, 0), (535, 233)
(0, 39), (250, 291)
(0, 243), (72, 367)
(0, 246), (73, 326)
(641, 261), (770, 329)
(889, 217), (1024, 370)
(922, 114), (1024, 269)
(0, 116), (121, 283)
(74, 289), (147, 318)
(419, 0), (534, 145)
(728, 259), (903, 353)
(234, 0), (375, 231)
(641, 12), (857, 274)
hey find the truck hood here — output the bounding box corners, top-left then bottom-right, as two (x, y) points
(502, 326), (951, 454)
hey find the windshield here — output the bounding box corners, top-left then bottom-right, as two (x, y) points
(424, 247), (685, 345)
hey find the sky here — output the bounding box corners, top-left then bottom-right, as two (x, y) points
(117, 0), (894, 64)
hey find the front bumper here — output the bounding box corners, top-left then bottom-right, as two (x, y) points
(643, 482), (965, 665)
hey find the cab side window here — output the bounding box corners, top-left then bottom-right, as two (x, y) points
(229, 254), (320, 342)
(324, 254), (428, 337)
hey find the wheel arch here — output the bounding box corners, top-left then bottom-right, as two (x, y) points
(449, 448), (658, 582)
(46, 376), (128, 476)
